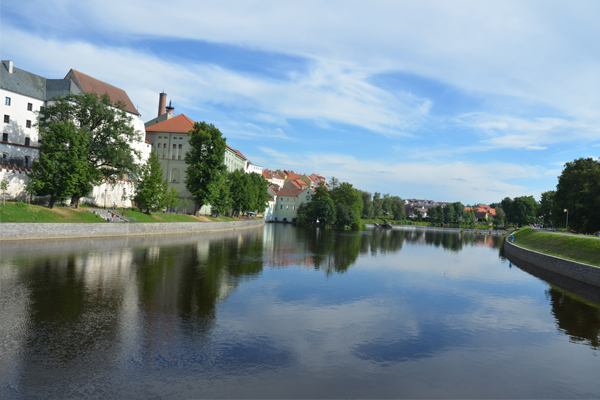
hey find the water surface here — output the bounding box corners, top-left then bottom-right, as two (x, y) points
(1, 225), (599, 398)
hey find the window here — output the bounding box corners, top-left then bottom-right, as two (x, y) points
(3, 115), (9, 123)
(173, 144), (176, 149)
(2, 133), (7, 142)
(178, 144), (182, 149)
(172, 155), (175, 159)
(179, 137), (183, 139)
(25, 137), (30, 146)
(158, 143), (161, 148)
(24, 156), (30, 166)
(5, 97), (10, 106)
(26, 120), (32, 128)
(178, 156), (181, 160)
(2, 153), (7, 159)
(27, 103), (33, 111)
(286, 205), (289, 210)
(293, 205), (295, 210)
(159, 136), (162, 139)
(280, 205), (283, 210)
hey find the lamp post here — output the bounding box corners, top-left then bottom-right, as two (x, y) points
(104, 185), (108, 210)
(564, 208), (568, 231)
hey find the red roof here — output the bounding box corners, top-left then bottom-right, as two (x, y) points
(276, 188), (309, 197)
(65, 69), (140, 115)
(145, 114), (195, 133)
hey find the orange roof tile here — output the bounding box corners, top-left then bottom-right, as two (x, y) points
(65, 69), (140, 115)
(145, 114), (195, 133)
(276, 188), (308, 197)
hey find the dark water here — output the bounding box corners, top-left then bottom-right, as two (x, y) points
(1, 225), (599, 399)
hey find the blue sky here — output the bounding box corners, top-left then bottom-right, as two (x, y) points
(2, 0), (599, 204)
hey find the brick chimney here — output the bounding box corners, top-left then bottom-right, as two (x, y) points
(158, 92), (167, 117)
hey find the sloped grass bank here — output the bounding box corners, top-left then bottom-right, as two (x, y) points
(0, 202), (107, 223)
(512, 227), (600, 267)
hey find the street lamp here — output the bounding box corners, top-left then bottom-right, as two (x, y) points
(564, 208), (568, 231)
(104, 185), (108, 210)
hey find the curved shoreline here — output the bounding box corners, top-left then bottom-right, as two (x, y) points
(504, 238), (600, 287)
(0, 219), (265, 241)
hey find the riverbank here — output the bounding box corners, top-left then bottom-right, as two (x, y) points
(0, 219), (265, 241)
(511, 227), (600, 267)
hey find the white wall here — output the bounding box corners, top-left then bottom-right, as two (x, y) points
(1, 89), (44, 166)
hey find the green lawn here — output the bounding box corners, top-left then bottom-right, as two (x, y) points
(512, 227), (600, 267)
(121, 209), (209, 223)
(0, 202), (107, 223)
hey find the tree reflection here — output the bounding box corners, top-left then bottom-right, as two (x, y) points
(546, 287), (600, 349)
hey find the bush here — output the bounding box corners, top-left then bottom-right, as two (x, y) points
(16, 201), (28, 209)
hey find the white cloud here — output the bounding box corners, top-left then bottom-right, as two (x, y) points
(1, 26), (431, 137)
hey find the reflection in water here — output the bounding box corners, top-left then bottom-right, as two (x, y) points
(547, 287), (600, 349)
(1, 226), (599, 398)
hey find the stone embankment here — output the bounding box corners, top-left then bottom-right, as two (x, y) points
(366, 224), (507, 235)
(0, 219), (265, 241)
(505, 238), (600, 287)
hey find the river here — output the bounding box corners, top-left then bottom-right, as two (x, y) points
(1, 224), (599, 398)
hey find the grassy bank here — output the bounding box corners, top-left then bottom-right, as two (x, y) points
(512, 227), (600, 267)
(0, 202), (242, 223)
(0, 202), (107, 223)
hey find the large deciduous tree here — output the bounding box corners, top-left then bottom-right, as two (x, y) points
(29, 121), (92, 209)
(554, 157), (600, 233)
(184, 122), (227, 215)
(330, 181), (363, 229)
(37, 93), (142, 207)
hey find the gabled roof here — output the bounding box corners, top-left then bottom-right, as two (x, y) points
(65, 69), (140, 115)
(275, 188), (309, 197)
(145, 114), (195, 133)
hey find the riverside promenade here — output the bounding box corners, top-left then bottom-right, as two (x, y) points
(0, 219), (265, 241)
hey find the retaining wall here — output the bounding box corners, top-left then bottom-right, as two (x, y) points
(504, 239), (600, 287)
(0, 219), (265, 241)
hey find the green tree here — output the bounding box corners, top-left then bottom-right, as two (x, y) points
(1, 175), (8, 206)
(382, 193), (392, 216)
(228, 169), (250, 216)
(302, 182), (336, 226)
(185, 122), (227, 215)
(554, 157), (600, 233)
(133, 152), (168, 214)
(29, 121), (91, 209)
(511, 196), (539, 227)
(372, 192), (383, 218)
(452, 202), (465, 223)
(538, 191), (555, 227)
(391, 196), (406, 220)
(443, 205), (455, 226)
(37, 92), (142, 207)
(359, 190), (374, 219)
(166, 186), (180, 213)
(500, 197), (514, 225)
(493, 208), (505, 227)
(330, 181), (363, 229)
(249, 172), (269, 214)
(211, 173), (232, 216)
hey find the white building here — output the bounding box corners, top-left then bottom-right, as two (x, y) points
(245, 161), (263, 175)
(0, 60), (151, 206)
